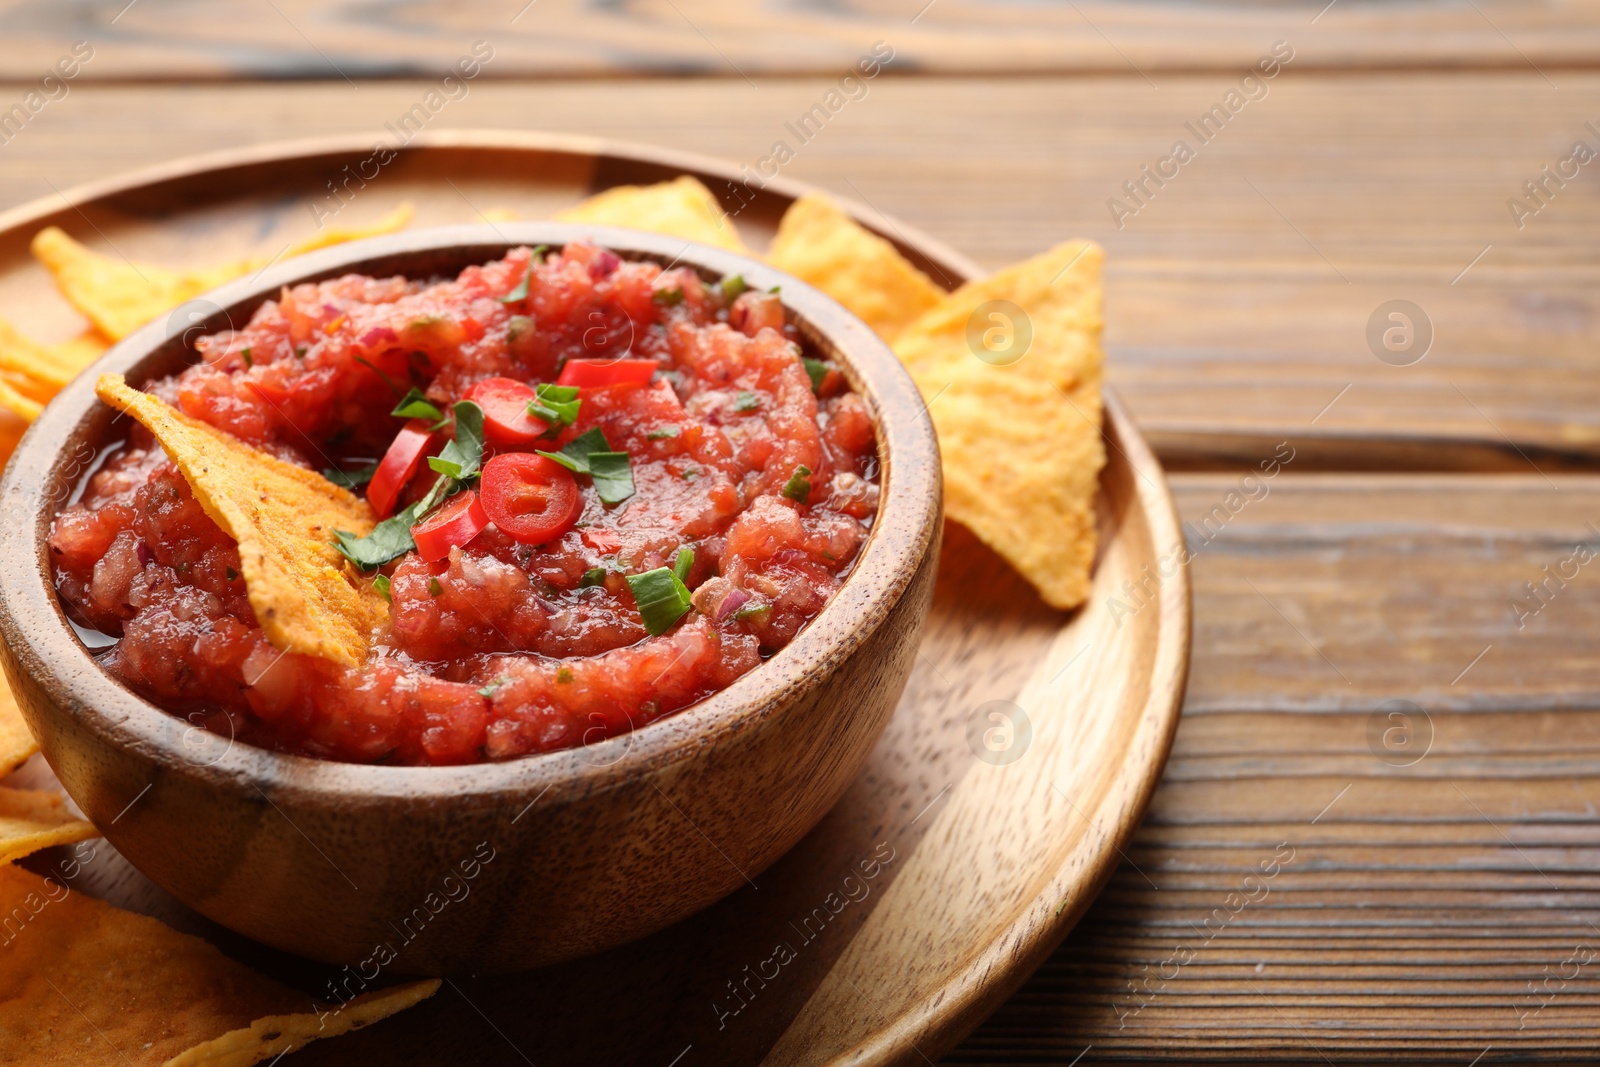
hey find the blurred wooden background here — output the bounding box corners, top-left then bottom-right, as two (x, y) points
(4, 0), (1600, 1062)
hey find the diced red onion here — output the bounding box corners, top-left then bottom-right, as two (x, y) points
(135, 540), (152, 567)
(590, 250), (621, 279)
(359, 326), (398, 348)
(715, 587), (750, 623)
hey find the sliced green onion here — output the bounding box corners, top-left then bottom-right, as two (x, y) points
(528, 383), (581, 426)
(646, 425), (680, 440)
(653, 286), (685, 306)
(781, 464), (813, 503)
(578, 567), (608, 588)
(672, 546), (694, 583)
(626, 566), (693, 636)
(372, 574), (392, 602)
(733, 390), (759, 413)
(721, 274), (748, 302)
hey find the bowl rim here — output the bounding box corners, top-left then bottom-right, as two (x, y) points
(0, 223), (942, 803)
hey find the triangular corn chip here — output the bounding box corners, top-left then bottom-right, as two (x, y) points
(162, 979), (440, 1067)
(557, 175), (747, 253)
(31, 205), (415, 342)
(95, 375), (386, 666)
(893, 240), (1106, 610)
(0, 787), (96, 862)
(0, 375), (42, 422)
(0, 316), (86, 392)
(0, 672), (37, 776)
(48, 329), (111, 371)
(283, 201), (415, 257)
(0, 864), (437, 1065)
(766, 193), (945, 343)
(31, 227), (249, 342)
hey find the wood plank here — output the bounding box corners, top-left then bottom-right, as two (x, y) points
(3, 0), (1600, 80)
(948, 472), (1600, 1062)
(3, 77), (1600, 470)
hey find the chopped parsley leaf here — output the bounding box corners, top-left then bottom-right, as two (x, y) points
(392, 387), (444, 424)
(653, 286), (685, 306)
(802, 357), (830, 394)
(322, 462), (378, 490)
(781, 464), (813, 503)
(427, 401), (487, 481)
(733, 390), (759, 412)
(373, 574), (391, 602)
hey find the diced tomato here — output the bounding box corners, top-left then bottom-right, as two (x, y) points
(465, 376), (550, 449)
(557, 359), (658, 389)
(367, 419), (436, 518)
(581, 527), (622, 553)
(248, 379), (291, 405)
(411, 490), (489, 562)
(480, 453), (582, 545)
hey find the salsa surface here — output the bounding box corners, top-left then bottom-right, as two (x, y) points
(51, 243), (880, 765)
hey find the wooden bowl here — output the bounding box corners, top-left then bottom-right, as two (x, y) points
(0, 224), (942, 973)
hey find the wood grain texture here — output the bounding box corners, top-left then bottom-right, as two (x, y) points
(3, 76), (1600, 472)
(3, 0), (1600, 79)
(953, 474), (1600, 1062)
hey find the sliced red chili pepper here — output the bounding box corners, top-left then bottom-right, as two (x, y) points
(411, 490), (489, 562)
(367, 419), (435, 519)
(480, 453), (582, 546)
(465, 376), (550, 449)
(556, 359), (658, 389)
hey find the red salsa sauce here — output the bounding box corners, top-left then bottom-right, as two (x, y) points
(50, 243), (880, 765)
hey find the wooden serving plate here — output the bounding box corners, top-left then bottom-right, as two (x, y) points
(0, 132), (1190, 1066)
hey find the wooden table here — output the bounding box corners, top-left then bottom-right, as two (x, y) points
(4, 2), (1600, 1061)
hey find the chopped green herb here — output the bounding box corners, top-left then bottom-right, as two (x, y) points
(528, 383), (581, 426)
(768, 284), (781, 294)
(332, 475), (452, 569)
(680, 467), (699, 481)
(353, 355), (403, 396)
(802, 357), (830, 394)
(578, 567), (608, 588)
(733, 602), (771, 621)
(653, 286), (685, 306)
(392, 386), (444, 423)
(646, 425), (681, 440)
(507, 314), (534, 342)
(294, 345), (308, 359)
(225, 567), (238, 582)
(672, 546), (694, 583)
(478, 675), (510, 698)
(372, 574), (391, 602)
(428, 577), (444, 597)
(626, 566), (692, 636)
(721, 274), (748, 302)
(733, 390), (759, 413)
(500, 265), (531, 305)
(240, 347), (253, 369)
(556, 667), (574, 684)
(781, 464), (813, 503)
(322, 462), (378, 490)
(538, 428), (634, 505)
(427, 401), (487, 481)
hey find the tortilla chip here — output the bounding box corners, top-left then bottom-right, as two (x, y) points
(557, 175), (747, 253)
(31, 227), (250, 342)
(31, 205), (416, 343)
(893, 240), (1106, 610)
(766, 193), (945, 344)
(95, 375), (386, 666)
(283, 201), (415, 257)
(0, 787), (96, 862)
(0, 317), (85, 393)
(165, 980), (441, 1067)
(0, 864), (437, 1065)
(0, 375), (42, 422)
(48, 329), (111, 371)
(0, 676), (39, 777)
